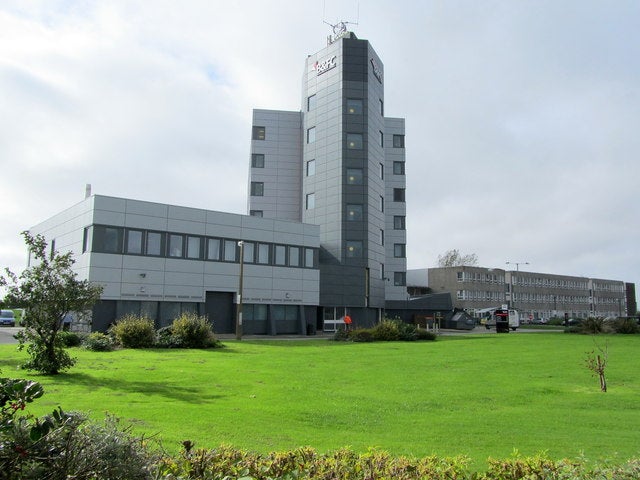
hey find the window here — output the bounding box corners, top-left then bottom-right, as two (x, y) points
(393, 134), (405, 148)
(394, 243), (406, 258)
(289, 247), (300, 267)
(168, 234), (183, 257)
(394, 272), (406, 286)
(250, 182), (264, 196)
(126, 230), (143, 254)
(379, 162), (384, 179)
(275, 245), (287, 265)
(272, 305), (299, 321)
(346, 168), (363, 185)
(306, 159), (315, 176)
(207, 238), (221, 260)
(249, 210), (263, 217)
(146, 232), (162, 256)
(306, 193), (315, 210)
(381, 263), (385, 280)
(224, 239), (237, 261)
(251, 153), (265, 168)
(380, 229), (384, 245)
(393, 215), (406, 230)
(379, 131), (384, 147)
(252, 126), (265, 140)
(307, 94), (316, 111)
(393, 188), (405, 202)
(98, 226), (122, 254)
(393, 161), (405, 175)
(305, 248), (315, 267)
(346, 241), (363, 258)
(346, 204), (363, 221)
(379, 99), (384, 116)
(346, 133), (363, 149)
(346, 98), (363, 114)
(82, 226), (93, 253)
(257, 243), (270, 264)
(307, 127), (316, 143)
(242, 242), (255, 263)
(187, 236), (201, 259)
(380, 195), (384, 212)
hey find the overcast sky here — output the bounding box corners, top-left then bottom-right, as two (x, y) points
(1, 1), (638, 301)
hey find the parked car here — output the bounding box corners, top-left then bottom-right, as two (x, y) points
(0, 310), (16, 327)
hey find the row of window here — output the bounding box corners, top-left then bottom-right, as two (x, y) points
(306, 96), (387, 119)
(457, 290), (505, 301)
(303, 130), (405, 150)
(592, 282), (625, 293)
(511, 276), (589, 289)
(456, 271), (506, 284)
(84, 225), (317, 269)
(343, 240), (405, 259)
(254, 182), (406, 210)
(457, 289), (625, 306)
(455, 271), (620, 292)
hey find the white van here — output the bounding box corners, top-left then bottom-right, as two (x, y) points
(484, 308), (520, 331)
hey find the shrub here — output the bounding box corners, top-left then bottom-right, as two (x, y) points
(396, 321), (419, 341)
(155, 325), (183, 348)
(110, 315), (156, 348)
(168, 313), (220, 349)
(547, 317), (564, 326)
(580, 317), (611, 335)
(415, 328), (437, 341)
(350, 328), (374, 342)
(331, 328), (352, 342)
(83, 332), (114, 351)
(19, 337), (76, 374)
(58, 330), (83, 347)
(609, 317), (639, 334)
(371, 319), (400, 341)
(0, 377), (155, 479)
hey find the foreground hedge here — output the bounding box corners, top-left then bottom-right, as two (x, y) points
(157, 445), (640, 479)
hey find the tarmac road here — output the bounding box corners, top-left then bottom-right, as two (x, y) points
(0, 327), (21, 344)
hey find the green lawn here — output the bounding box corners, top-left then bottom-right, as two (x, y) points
(1, 333), (638, 471)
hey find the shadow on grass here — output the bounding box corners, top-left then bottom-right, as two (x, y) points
(50, 371), (223, 403)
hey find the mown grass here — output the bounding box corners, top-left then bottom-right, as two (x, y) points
(1, 333), (638, 471)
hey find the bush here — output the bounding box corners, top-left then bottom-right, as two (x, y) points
(609, 317), (640, 334)
(371, 319), (401, 341)
(166, 313), (220, 349)
(58, 330), (83, 347)
(547, 317), (565, 326)
(331, 328), (351, 341)
(332, 321), (437, 343)
(415, 328), (437, 341)
(350, 328), (374, 342)
(18, 337), (76, 374)
(0, 377), (155, 479)
(580, 317), (611, 335)
(83, 332), (114, 351)
(110, 315), (156, 348)
(155, 325), (182, 348)
(396, 321), (419, 341)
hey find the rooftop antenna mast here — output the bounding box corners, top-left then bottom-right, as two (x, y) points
(322, 1), (359, 44)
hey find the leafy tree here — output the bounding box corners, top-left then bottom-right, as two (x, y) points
(0, 232), (103, 374)
(437, 249), (478, 267)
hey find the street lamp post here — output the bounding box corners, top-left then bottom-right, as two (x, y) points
(506, 261), (529, 310)
(236, 241), (245, 340)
